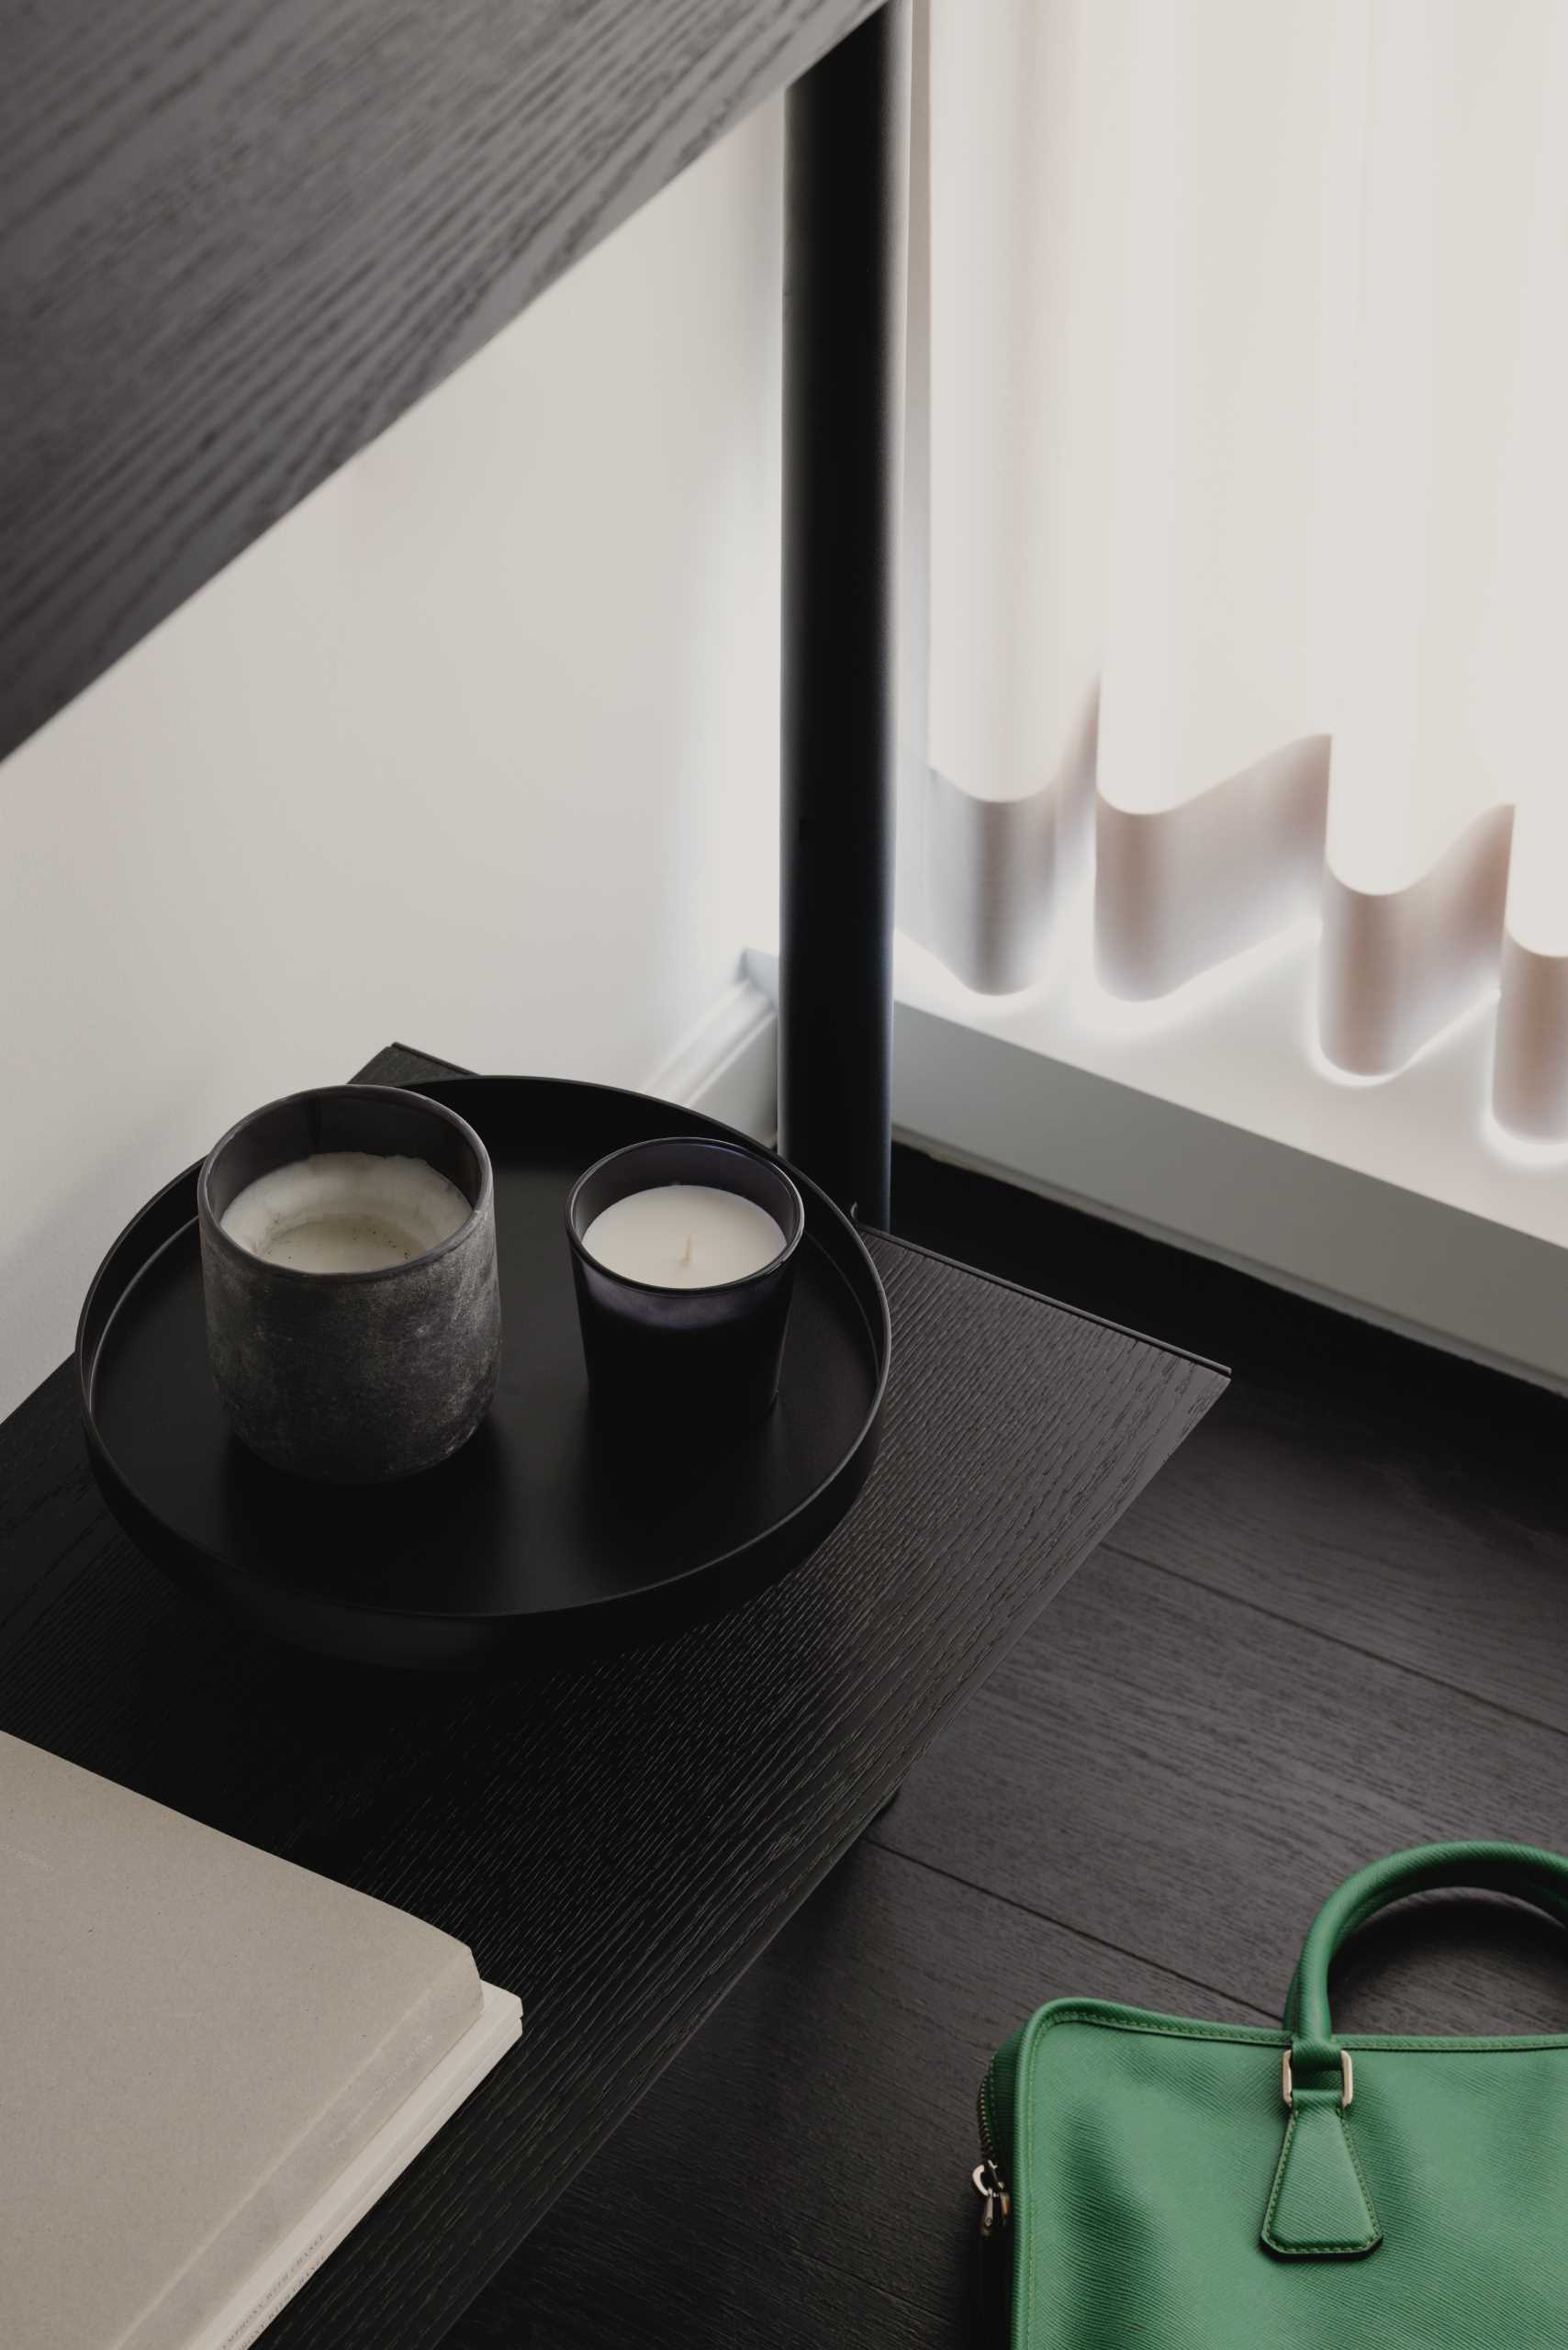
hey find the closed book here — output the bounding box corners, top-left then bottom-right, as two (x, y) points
(0, 1731), (521, 2350)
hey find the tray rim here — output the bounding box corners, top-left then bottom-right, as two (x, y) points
(75, 1074), (891, 1655)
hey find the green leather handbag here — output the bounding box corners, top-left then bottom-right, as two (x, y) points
(976, 1842), (1568, 2345)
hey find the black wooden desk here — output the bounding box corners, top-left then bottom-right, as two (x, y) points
(0, 1043), (1225, 2346)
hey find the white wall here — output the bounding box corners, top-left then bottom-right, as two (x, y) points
(0, 107), (783, 1418)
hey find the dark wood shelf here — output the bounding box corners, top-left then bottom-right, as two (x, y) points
(454, 1144), (1568, 2350)
(0, 1043), (1225, 2347)
(0, 0), (878, 764)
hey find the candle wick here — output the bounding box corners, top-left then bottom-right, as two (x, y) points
(681, 1231), (693, 1267)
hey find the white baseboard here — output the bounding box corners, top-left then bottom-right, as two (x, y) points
(745, 946), (1568, 1395)
(643, 976), (778, 1140)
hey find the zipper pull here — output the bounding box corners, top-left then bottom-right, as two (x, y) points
(972, 2158), (1011, 2238)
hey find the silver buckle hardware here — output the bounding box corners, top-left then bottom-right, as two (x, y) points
(1282, 2046), (1353, 2110)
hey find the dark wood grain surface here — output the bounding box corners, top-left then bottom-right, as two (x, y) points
(871, 1549), (1568, 2018)
(0, 0), (876, 764)
(449, 1139), (1568, 2350)
(457, 1841), (1271, 2350)
(0, 1045), (1221, 2349)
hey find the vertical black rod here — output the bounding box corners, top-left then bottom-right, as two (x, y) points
(779, 0), (911, 1227)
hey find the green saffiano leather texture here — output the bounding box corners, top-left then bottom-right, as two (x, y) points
(991, 1843), (1568, 2347)
(1260, 2083), (1380, 2257)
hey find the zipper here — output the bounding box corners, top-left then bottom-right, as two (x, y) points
(973, 2059), (1014, 2340)
(974, 2065), (1011, 2237)
(973, 2159), (1010, 2238)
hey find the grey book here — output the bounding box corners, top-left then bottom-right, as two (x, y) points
(0, 1731), (521, 2350)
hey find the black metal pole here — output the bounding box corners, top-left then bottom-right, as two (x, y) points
(779, 0), (911, 1228)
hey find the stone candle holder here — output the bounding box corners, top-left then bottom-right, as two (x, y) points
(197, 1085), (500, 1483)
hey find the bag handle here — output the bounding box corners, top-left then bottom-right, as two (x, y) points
(1260, 1842), (1568, 2262)
(1285, 1841), (1568, 2043)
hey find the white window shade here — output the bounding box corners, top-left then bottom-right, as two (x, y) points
(908, 0), (1568, 1139)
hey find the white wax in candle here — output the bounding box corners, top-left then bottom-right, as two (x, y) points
(220, 1152), (471, 1272)
(581, 1183), (787, 1288)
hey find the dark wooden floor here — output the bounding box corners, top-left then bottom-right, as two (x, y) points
(452, 1144), (1568, 2347)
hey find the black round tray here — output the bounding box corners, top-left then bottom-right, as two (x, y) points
(77, 1077), (890, 1669)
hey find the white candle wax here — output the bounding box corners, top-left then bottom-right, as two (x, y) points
(220, 1152), (471, 1273)
(581, 1183), (787, 1289)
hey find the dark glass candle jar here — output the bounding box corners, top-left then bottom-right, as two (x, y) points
(566, 1136), (805, 1438)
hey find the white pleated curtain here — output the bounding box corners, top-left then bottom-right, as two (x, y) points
(904, 0), (1568, 1137)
